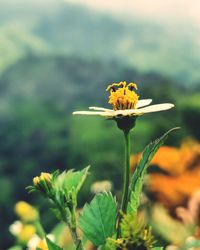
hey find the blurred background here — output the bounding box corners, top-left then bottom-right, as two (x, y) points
(0, 0), (200, 248)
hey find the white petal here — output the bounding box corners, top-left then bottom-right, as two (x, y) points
(136, 99), (152, 108)
(73, 111), (105, 115)
(27, 235), (40, 249)
(73, 110), (115, 117)
(89, 106), (113, 111)
(9, 221), (23, 236)
(73, 103), (174, 117)
(137, 103), (174, 113)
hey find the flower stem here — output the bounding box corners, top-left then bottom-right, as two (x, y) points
(52, 198), (85, 250)
(69, 226), (83, 250)
(117, 131), (131, 239)
(121, 131), (131, 213)
(62, 209), (84, 250)
(34, 220), (46, 238)
(70, 206), (84, 250)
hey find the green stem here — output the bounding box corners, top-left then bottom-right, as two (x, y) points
(52, 197), (84, 250)
(69, 226), (83, 250)
(61, 209), (84, 250)
(117, 131), (131, 239)
(70, 206), (84, 250)
(34, 220), (46, 238)
(121, 131), (131, 213)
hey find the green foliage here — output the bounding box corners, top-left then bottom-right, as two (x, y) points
(45, 237), (63, 250)
(109, 213), (155, 250)
(121, 213), (155, 250)
(55, 166), (90, 194)
(100, 241), (117, 250)
(128, 127), (180, 213)
(51, 167), (90, 215)
(79, 192), (117, 246)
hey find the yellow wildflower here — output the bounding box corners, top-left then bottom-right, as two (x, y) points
(37, 238), (48, 250)
(18, 224), (36, 243)
(15, 201), (38, 222)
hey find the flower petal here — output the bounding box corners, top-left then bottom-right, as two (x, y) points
(89, 106), (113, 111)
(73, 111), (115, 117)
(136, 99), (152, 108)
(73, 103), (174, 117)
(137, 103), (175, 114)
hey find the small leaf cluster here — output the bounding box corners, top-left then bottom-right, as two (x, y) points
(28, 167), (90, 226)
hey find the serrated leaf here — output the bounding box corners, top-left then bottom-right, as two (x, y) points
(79, 192), (117, 246)
(56, 166), (90, 193)
(128, 127), (179, 213)
(46, 237), (63, 250)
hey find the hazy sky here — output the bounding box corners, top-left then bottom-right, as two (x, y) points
(65, 0), (200, 27)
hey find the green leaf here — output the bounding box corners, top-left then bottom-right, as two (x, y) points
(46, 237), (63, 250)
(79, 192), (117, 246)
(128, 127), (179, 213)
(56, 166), (90, 193)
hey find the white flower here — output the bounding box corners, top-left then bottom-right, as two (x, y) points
(9, 220), (23, 236)
(73, 82), (174, 133)
(27, 234), (40, 249)
(27, 234), (55, 250)
(73, 99), (174, 118)
(91, 180), (112, 194)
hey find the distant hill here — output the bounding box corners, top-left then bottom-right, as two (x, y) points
(0, 55), (179, 112)
(0, 0), (199, 86)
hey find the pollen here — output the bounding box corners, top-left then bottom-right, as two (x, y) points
(106, 81), (139, 110)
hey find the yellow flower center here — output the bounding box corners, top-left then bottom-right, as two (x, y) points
(106, 81), (139, 110)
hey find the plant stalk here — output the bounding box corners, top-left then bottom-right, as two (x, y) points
(70, 206), (84, 250)
(117, 131), (131, 239)
(121, 131), (131, 213)
(53, 198), (85, 250)
(34, 220), (46, 238)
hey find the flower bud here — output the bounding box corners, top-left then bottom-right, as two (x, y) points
(33, 172), (52, 194)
